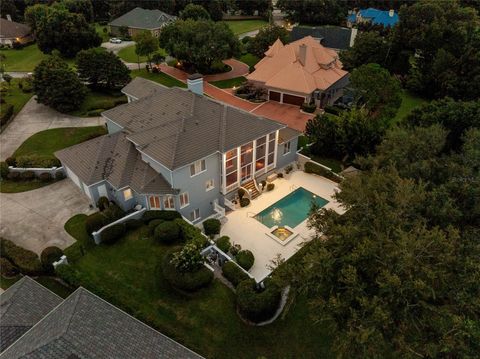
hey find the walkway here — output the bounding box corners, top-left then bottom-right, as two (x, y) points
(0, 97), (105, 160)
(203, 59), (249, 82)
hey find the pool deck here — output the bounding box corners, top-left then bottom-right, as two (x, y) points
(220, 171), (345, 281)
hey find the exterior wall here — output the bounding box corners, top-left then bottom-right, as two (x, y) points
(89, 180), (145, 211)
(276, 136), (299, 169)
(140, 152), (173, 187)
(171, 152), (222, 222)
(105, 118), (123, 134)
(109, 25), (160, 37)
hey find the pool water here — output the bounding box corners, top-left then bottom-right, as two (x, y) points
(255, 187), (328, 228)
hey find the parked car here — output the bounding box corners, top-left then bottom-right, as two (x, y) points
(109, 38), (122, 44)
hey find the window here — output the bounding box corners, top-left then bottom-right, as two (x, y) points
(206, 179), (214, 191)
(123, 188), (133, 200)
(164, 195), (175, 209)
(255, 136), (266, 173)
(179, 192), (189, 208)
(190, 208), (200, 222)
(225, 149), (238, 188)
(190, 159), (206, 176)
(149, 196), (161, 209)
(267, 132), (276, 166)
(283, 141), (291, 155)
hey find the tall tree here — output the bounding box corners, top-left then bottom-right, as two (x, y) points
(277, 0), (347, 25)
(248, 24), (289, 57)
(24, 3), (49, 35)
(132, 30), (159, 67)
(33, 55), (86, 112)
(0, 0), (17, 20)
(179, 3), (210, 21)
(60, 0), (93, 22)
(339, 31), (390, 71)
(235, 0), (270, 16)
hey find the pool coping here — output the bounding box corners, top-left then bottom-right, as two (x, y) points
(265, 225), (298, 246)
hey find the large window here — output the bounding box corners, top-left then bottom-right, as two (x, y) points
(240, 142), (253, 182)
(267, 132), (276, 166)
(190, 159), (206, 177)
(164, 195), (175, 209)
(123, 188), (133, 201)
(149, 196), (161, 209)
(179, 192), (189, 208)
(255, 136), (266, 172)
(225, 149), (238, 188)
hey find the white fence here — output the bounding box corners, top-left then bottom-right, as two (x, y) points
(92, 207), (146, 244)
(8, 165), (65, 178)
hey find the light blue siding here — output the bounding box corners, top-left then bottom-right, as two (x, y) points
(276, 137), (299, 169)
(105, 118), (123, 134)
(140, 152), (173, 187)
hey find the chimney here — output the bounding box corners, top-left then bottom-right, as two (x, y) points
(389, 9), (394, 17)
(6, 14), (12, 21)
(187, 73), (203, 96)
(298, 44), (307, 66)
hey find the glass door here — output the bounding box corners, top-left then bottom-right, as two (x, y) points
(241, 163), (252, 182)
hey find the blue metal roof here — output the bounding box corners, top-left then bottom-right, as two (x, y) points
(348, 8), (399, 27)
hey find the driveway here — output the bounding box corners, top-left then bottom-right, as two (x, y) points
(251, 101), (313, 132)
(101, 40), (135, 54)
(0, 180), (93, 254)
(0, 97), (104, 160)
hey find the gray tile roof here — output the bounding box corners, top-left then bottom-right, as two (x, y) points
(290, 26), (353, 50)
(1, 287), (203, 359)
(103, 82), (285, 170)
(55, 131), (173, 194)
(0, 18), (31, 39)
(278, 127), (302, 144)
(0, 277), (62, 353)
(122, 77), (168, 100)
(109, 7), (175, 30)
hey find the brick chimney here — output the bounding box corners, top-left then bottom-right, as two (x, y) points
(298, 44), (307, 66)
(187, 73), (203, 96)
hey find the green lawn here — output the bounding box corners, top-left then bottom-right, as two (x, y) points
(95, 23), (110, 42)
(237, 53), (260, 68)
(63, 218), (333, 358)
(210, 76), (247, 89)
(224, 20), (268, 35)
(70, 89), (127, 117)
(131, 69), (187, 88)
(1, 274), (73, 298)
(118, 45), (167, 63)
(13, 126), (107, 159)
(0, 44), (47, 71)
(0, 179), (57, 193)
(0, 79), (33, 118)
(393, 90), (428, 123)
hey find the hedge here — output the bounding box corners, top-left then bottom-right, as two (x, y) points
(304, 161), (342, 183)
(0, 257), (19, 277)
(161, 253), (213, 292)
(39, 172), (52, 182)
(301, 102), (316, 113)
(143, 210), (182, 223)
(40, 246), (63, 273)
(203, 218), (221, 236)
(15, 155), (61, 168)
(222, 261), (249, 287)
(215, 235), (231, 253)
(97, 196), (110, 211)
(236, 249), (255, 271)
(0, 238), (43, 275)
(125, 218), (143, 230)
(154, 221), (180, 244)
(175, 218), (208, 248)
(85, 212), (106, 234)
(56, 264), (81, 288)
(236, 279), (282, 323)
(240, 198), (250, 207)
(0, 104), (13, 126)
(0, 161), (8, 179)
(100, 223), (126, 245)
(148, 219), (164, 234)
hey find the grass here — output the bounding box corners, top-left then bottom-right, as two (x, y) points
(0, 79), (33, 117)
(308, 155), (343, 173)
(0, 274), (73, 298)
(131, 69), (187, 88)
(223, 20), (268, 35)
(13, 126), (107, 159)
(69, 89), (127, 117)
(63, 217), (333, 358)
(0, 179), (56, 193)
(393, 90), (428, 123)
(237, 53), (260, 68)
(0, 44), (48, 71)
(118, 45), (167, 63)
(95, 23), (110, 42)
(210, 76), (247, 89)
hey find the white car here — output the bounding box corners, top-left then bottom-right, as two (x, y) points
(109, 38), (122, 44)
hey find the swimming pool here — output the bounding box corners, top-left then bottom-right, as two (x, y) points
(255, 187), (328, 228)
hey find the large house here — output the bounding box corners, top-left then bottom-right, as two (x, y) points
(247, 36), (349, 108)
(56, 76), (300, 223)
(290, 26), (358, 51)
(0, 276), (202, 358)
(108, 7), (176, 38)
(0, 17), (32, 47)
(347, 8), (399, 28)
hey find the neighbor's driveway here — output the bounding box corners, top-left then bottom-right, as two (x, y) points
(0, 180), (93, 254)
(0, 97), (104, 160)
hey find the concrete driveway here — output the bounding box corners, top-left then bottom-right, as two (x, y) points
(101, 40), (135, 54)
(0, 180), (93, 254)
(0, 97), (104, 160)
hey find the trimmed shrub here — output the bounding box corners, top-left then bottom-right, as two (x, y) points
(260, 180), (267, 190)
(143, 210), (182, 223)
(301, 102), (317, 113)
(5, 157), (16, 166)
(215, 235), (231, 253)
(0, 104), (13, 126)
(170, 242), (204, 272)
(39, 172), (52, 182)
(85, 212), (106, 234)
(236, 279), (282, 323)
(0, 257), (19, 277)
(236, 250), (254, 271)
(40, 246), (63, 273)
(102, 204), (125, 222)
(125, 218), (143, 230)
(56, 264), (81, 288)
(148, 219), (164, 234)
(97, 196), (110, 211)
(0, 162), (9, 179)
(16, 155), (61, 168)
(324, 105), (341, 116)
(238, 188), (246, 199)
(230, 243), (241, 256)
(222, 261), (249, 287)
(154, 221), (181, 244)
(304, 161), (342, 183)
(100, 223), (126, 245)
(203, 218), (221, 237)
(56, 171), (66, 180)
(21, 170), (35, 180)
(0, 238), (43, 275)
(266, 183), (275, 191)
(6, 172), (20, 181)
(161, 253), (213, 292)
(240, 198), (250, 207)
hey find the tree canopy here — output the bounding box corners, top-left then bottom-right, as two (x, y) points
(179, 3), (210, 20)
(276, 0), (347, 25)
(132, 31), (159, 66)
(248, 24), (289, 58)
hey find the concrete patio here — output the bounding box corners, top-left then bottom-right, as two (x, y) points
(220, 170), (345, 281)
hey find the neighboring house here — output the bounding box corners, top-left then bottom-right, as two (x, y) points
(55, 76), (301, 223)
(0, 16), (33, 47)
(290, 26), (358, 51)
(347, 8), (399, 28)
(247, 36), (349, 108)
(108, 7), (176, 38)
(0, 277), (203, 358)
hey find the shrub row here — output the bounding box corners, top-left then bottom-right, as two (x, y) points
(301, 102), (316, 113)
(40, 246), (64, 273)
(142, 210), (182, 223)
(160, 253), (213, 292)
(0, 238), (43, 275)
(304, 161), (342, 183)
(154, 221), (180, 244)
(85, 204), (125, 234)
(0, 104), (13, 126)
(174, 218), (208, 248)
(222, 261), (249, 287)
(12, 155), (61, 168)
(236, 279), (282, 323)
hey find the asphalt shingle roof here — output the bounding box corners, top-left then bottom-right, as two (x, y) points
(109, 7), (175, 30)
(290, 26), (354, 50)
(1, 286), (203, 358)
(0, 18), (31, 39)
(0, 277), (62, 353)
(121, 77), (168, 100)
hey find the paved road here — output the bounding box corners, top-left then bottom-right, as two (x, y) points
(0, 97), (104, 160)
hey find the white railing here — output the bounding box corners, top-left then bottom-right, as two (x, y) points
(92, 207), (146, 244)
(214, 202), (225, 217)
(224, 198), (236, 211)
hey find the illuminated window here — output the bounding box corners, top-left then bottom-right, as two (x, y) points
(123, 188), (133, 200)
(164, 195), (175, 209)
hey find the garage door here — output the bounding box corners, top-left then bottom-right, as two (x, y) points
(65, 167), (82, 189)
(269, 91), (281, 102)
(283, 94), (305, 106)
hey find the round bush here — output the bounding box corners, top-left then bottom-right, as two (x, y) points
(203, 218), (221, 236)
(97, 196), (110, 211)
(38, 172), (52, 182)
(222, 261), (249, 287)
(240, 198), (250, 207)
(238, 188), (247, 199)
(6, 172), (20, 181)
(100, 223), (126, 245)
(21, 170), (35, 180)
(1, 238), (43, 275)
(266, 183), (275, 191)
(236, 279), (282, 323)
(230, 243), (241, 256)
(154, 221), (180, 244)
(85, 212), (106, 234)
(236, 250), (254, 271)
(148, 219), (164, 234)
(161, 253), (213, 292)
(0, 257), (19, 277)
(215, 235), (231, 253)
(5, 157), (16, 166)
(125, 218), (143, 230)
(40, 246), (63, 273)
(55, 171), (66, 180)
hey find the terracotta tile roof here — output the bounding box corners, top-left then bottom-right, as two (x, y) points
(247, 36), (348, 94)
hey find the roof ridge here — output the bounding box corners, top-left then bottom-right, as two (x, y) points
(219, 105), (228, 151)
